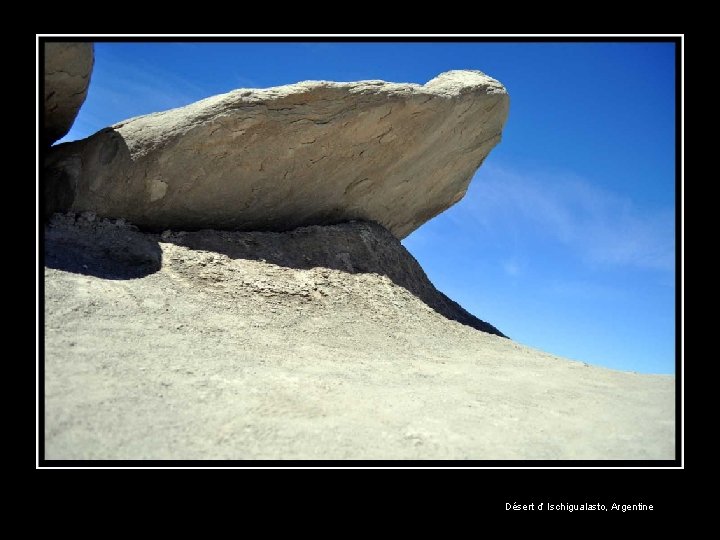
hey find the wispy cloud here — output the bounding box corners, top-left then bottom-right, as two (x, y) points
(503, 260), (522, 276)
(95, 49), (208, 110)
(457, 164), (675, 272)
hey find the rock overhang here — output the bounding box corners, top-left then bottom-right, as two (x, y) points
(45, 69), (509, 238)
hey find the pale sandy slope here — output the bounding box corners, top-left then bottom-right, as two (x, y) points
(43, 217), (675, 460)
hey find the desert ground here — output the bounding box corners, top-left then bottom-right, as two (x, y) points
(43, 215), (674, 460)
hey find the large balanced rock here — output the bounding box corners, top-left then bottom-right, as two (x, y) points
(44, 42), (94, 146)
(45, 70), (508, 238)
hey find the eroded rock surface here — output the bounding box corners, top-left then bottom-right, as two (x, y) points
(44, 42), (94, 146)
(45, 70), (508, 237)
(45, 213), (504, 336)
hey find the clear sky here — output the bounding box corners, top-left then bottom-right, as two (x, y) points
(56, 41), (677, 374)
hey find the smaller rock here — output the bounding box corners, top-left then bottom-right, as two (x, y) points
(44, 43), (94, 146)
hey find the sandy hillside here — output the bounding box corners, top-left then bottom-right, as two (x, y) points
(43, 214), (675, 460)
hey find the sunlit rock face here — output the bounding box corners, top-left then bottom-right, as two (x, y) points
(44, 70), (508, 238)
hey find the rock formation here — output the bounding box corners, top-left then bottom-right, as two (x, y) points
(44, 42), (94, 146)
(45, 213), (504, 336)
(41, 54), (676, 461)
(44, 70), (508, 238)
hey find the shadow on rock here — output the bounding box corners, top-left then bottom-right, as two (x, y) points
(44, 214), (161, 280)
(43, 214), (504, 336)
(163, 221), (506, 337)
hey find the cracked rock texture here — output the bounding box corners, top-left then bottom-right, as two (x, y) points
(44, 70), (508, 238)
(44, 43), (94, 146)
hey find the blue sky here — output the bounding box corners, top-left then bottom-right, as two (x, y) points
(57, 42), (677, 374)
